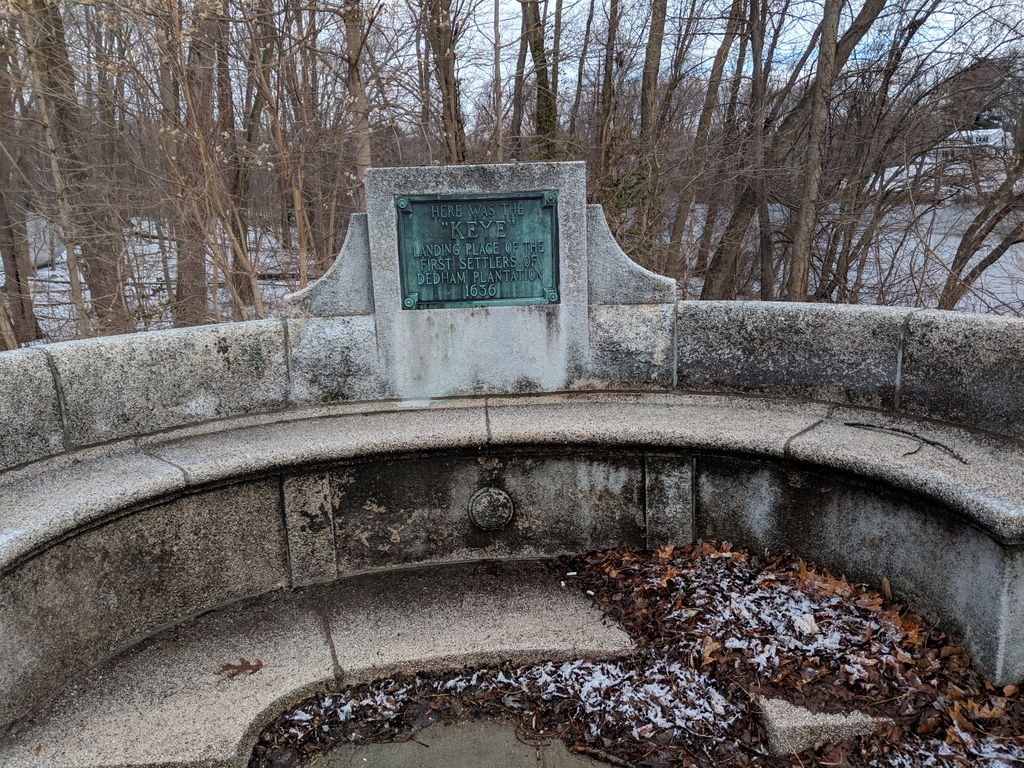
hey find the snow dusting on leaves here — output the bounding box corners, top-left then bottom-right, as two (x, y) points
(251, 543), (1024, 768)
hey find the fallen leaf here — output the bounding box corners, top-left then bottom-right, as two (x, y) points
(219, 657), (264, 677)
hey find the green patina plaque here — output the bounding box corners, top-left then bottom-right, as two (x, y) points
(396, 190), (559, 310)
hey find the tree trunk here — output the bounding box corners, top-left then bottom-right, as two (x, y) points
(567, 0), (594, 139)
(509, 8), (529, 158)
(523, 0), (556, 158)
(423, 0), (466, 163)
(0, 27), (38, 344)
(639, 0), (667, 143)
(596, 0), (620, 181)
(784, 0), (841, 301)
(343, 0), (372, 205)
(23, 0), (130, 335)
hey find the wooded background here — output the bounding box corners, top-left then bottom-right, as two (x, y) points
(1, 0), (1023, 347)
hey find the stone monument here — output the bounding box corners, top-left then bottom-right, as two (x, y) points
(285, 161), (676, 399)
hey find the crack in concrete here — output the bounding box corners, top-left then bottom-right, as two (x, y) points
(843, 422), (968, 464)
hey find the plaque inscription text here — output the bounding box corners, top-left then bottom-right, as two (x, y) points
(396, 191), (559, 309)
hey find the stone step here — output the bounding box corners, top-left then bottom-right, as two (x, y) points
(0, 561), (631, 768)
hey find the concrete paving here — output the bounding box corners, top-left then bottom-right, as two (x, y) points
(0, 561), (631, 768)
(320, 720), (602, 767)
(758, 697), (888, 756)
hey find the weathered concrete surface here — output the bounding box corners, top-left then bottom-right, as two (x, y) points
(0, 561), (631, 768)
(285, 213), (374, 318)
(332, 450), (646, 574)
(0, 450), (188, 574)
(582, 304), (675, 389)
(3, 390), (1024, 735)
(758, 698), (887, 756)
(901, 310), (1024, 440)
(486, 392), (831, 456)
(324, 721), (603, 767)
(676, 301), (906, 407)
(586, 205), (676, 305)
(0, 584), (336, 768)
(0, 347), (64, 469)
(48, 320), (290, 445)
(644, 454), (694, 548)
(287, 315), (386, 405)
(786, 408), (1024, 541)
(0, 480), (288, 732)
(327, 561), (633, 683)
(146, 401), (489, 485)
(364, 163), (590, 399)
(283, 473), (338, 587)
(695, 456), (1021, 684)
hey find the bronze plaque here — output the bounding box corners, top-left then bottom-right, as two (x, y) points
(395, 191), (559, 309)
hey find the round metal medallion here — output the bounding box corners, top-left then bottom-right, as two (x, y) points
(469, 487), (514, 531)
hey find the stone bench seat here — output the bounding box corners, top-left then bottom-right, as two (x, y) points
(3, 392), (1023, 576)
(3, 390), (1024, 745)
(0, 560), (632, 768)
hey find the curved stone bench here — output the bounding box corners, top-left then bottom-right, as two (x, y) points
(8, 162), (1024, 765)
(3, 385), (1024, 745)
(3, 289), (1024, 765)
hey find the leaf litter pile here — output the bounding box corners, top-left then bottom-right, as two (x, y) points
(251, 542), (1024, 767)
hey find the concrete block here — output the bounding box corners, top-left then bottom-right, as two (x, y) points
(326, 561), (633, 682)
(147, 402), (489, 486)
(0, 561), (630, 768)
(287, 315), (386, 405)
(901, 310), (1024, 439)
(676, 301), (907, 407)
(758, 697), (887, 755)
(694, 456), (1021, 684)
(486, 391), (830, 456)
(785, 409), (1024, 541)
(0, 480), (289, 732)
(283, 473), (338, 587)
(581, 303), (675, 389)
(587, 205), (676, 304)
(0, 450), (187, 575)
(49, 321), (290, 445)
(364, 163), (590, 399)
(0, 585), (336, 768)
(333, 449), (646, 574)
(284, 213), (374, 317)
(0, 348), (65, 469)
(644, 454), (694, 548)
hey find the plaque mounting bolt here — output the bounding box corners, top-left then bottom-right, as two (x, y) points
(544, 191), (557, 205)
(396, 197), (409, 210)
(403, 296), (416, 308)
(547, 291), (559, 303)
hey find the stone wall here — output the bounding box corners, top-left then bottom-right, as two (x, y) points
(3, 301), (1023, 470)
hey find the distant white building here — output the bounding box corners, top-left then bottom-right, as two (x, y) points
(933, 128), (1015, 161)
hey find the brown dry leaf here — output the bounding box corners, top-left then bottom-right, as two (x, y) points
(656, 567), (678, 589)
(219, 657), (264, 678)
(700, 637), (721, 667)
(947, 702), (975, 734)
(654, 543), (675, 562)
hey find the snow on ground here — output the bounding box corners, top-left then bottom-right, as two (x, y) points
(252, 544), (1024, 767)
(4, 173), (1024, 346)
(2, 218), (300, 343)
